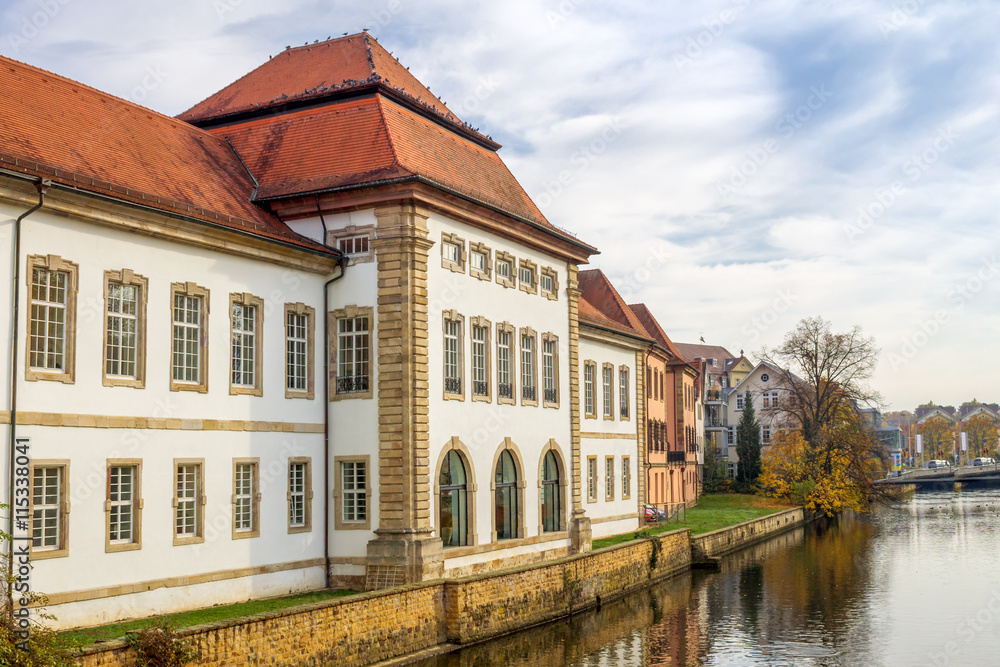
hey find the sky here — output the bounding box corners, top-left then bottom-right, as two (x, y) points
(2, 0), (998, 412)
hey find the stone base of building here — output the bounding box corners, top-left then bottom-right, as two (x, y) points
(569, 513), (592, 553)
(364, 529), (444, 590)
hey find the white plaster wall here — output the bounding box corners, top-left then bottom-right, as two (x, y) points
(0, 202), (333, 624)
(579, 337), (638, 435)
(590, 516), (639, 540)
(425, 213), (573, 549)
(47, 566), (325, 630)
(580, 436), (640, 525)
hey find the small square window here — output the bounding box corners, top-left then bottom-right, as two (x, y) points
(540, 273), (553, 293)
(498, 260), (511, 278)
(444, 242), (460, 264)
(471, 251), (486, 272)
(338, 235), (370, 256)
(519, 266), (533, 286)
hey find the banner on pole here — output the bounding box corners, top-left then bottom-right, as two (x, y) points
(916, 434), (922, 453)
(961, 432), (968, 451)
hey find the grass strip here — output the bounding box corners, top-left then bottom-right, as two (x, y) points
(59, 588), (358, 649)
(592, 493), (794, 550)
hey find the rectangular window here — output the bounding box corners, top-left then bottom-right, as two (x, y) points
(106, 283), (138, 379)
(471, 251), (486, 272)
(288, 459), (312, 532)
(107, 463), (142, 552)
(727, 427), (735, 445)
(497, 326), (513, 402)
(540, 273), (553, 293)
(31, 466), (63, 552)
(606, 456), (615, 500)
(287, 313), (308, 391)
(472, 324), (489, 398)
(584, 362), (596, 417)
(443, 241), (460, 264)
(622, 456), (631, 499)
(521, 333), (536, 403)
(519, 265), (534, 288)
(338, 235), (370, 256)
(647, 366), (652, 399)
(30, 268), (68, 372)
(736, 393), (745, 410)
(231, 303), (256, 388)
(233, 460), (259, 538)
(174, 461), (203, 545)
(337, 316), (371, 394)
(342, 461), (367, 523)
(603, 365), (614, 419)
(444, 318), (462, 396)
(619, 367), (630, 418)
(173, 294), (201, 384)
(587, 456), (597, 502)
(762, 425), (772, 445)
(497, 260), (511, 278)
(543, 339), (557, 405)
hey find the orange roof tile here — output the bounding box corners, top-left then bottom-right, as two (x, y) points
(579, 294), (653, 341)
(578, 270), (651, 338)
(217, 94), (552, 227)
(179, 34), (470, 133)
(628, 304), (685, 360)
(0, 55), (333, 254)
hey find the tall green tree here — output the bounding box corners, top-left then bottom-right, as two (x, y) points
(736, 390), (762, 490)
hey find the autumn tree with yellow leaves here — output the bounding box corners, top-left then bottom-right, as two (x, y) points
(757, 317), (889, 515)
(964, 414), (999, 457)
(916, 416), (955, 460)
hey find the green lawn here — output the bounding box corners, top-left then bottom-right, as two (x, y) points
(59, 588), (358, 649)
(591, 493), (795, 550)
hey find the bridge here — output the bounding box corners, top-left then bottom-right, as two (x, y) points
(875, 464), (1000, 488)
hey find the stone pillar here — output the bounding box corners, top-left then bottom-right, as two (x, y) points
(364, 203), (443, 589)
(635, 349), (647, 518)
(565, 265), (591, 553)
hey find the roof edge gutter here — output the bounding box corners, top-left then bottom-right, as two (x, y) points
(0, 168), (340, 264)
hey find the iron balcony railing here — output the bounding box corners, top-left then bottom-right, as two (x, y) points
(336, 375), (370, 394)
(667, 451), (686, 464)
(473, 381), (489, 397)
(445, 377), (462, 394)
(544, 388), (558, 403)
(620, 405), (630, 419)
(522, 385), (536, 401)
(498, 383), (513, 399)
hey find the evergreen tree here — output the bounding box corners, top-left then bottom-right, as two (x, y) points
(736, 390), (762, 490)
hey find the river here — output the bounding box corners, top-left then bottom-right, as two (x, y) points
(414, 487), (1000, 667)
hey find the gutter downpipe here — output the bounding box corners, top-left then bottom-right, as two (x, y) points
(7, 178), (50, 612)
(319, 201), (346, 590)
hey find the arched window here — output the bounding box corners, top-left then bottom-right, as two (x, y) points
(439, 450), (468, 548)
(495, 450), (518, 540)
(541, 450), (562, 532)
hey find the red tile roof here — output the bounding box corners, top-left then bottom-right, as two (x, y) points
(628, 303), (686, 361)
(0, 55), (333, 255)
(179, 34), (472, 135)
(578, 270), (652, 340)
(217, 95), (551, 226)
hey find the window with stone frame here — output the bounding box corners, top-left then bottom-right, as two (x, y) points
(518, 258), (538, 295)
(441, 232), (466, 273)
(335, 455), (371, 530)
(539, 267), (559, 300)
(605, 456), (615, 500)
(232, 458), (260, 540)
(495, 251), (516, 288)
(619, 366), (630, 419)
(587, 456), (598, 502)
(333, 306), (373, 398)
(106, 460), (142, 553)
(327, 224), (375, 263)
(30, 461), (69, 559)
(103, 269), (147, 389)
(602, 363), (614, 420)
(584, 361), (597, 418)
(496, 322), (515, 404)
(285, 303), (316, 399)
(469, 241), (492, 281)
(443, 310), (465, 399)
(170, 282), (209, 393)
(470, 317), (491, 401)
(27, 255), (78, 384)
(288, 458), (313, 533)
(230, 292), (264, 396)
(622, 456), (631, 499)
(542, 333), (559, 407)
(173, 459), (205, 546)
(520, 328), (538, 405)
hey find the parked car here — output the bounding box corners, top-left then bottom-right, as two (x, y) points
(927, 459), (950, 469)
(973, 457), (996, 467)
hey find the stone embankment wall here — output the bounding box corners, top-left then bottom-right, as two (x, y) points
(75, 509), (807, 667)
(690, 508), (806, 562)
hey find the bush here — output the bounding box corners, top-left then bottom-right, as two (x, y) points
(125, 621), (197, 667)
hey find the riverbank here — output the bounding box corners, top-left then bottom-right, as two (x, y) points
(69, 504), (809, 667)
